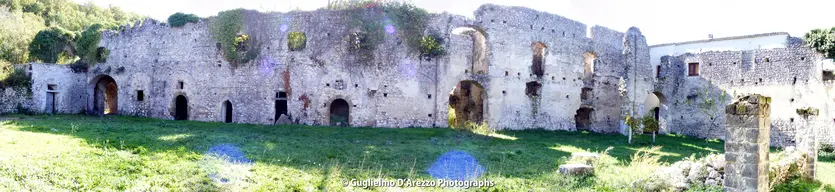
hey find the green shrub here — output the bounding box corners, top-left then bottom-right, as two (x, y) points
(822, 143), (834, 153)
(76, 24), (104, 64)
(641, 113), (659, 133)
(22, 1), (45, 14)
(167, 12), (200, 27)
(28, 26), (75, 63)
(0, 68), (31, 89)
(419, 35), (444, 58)
(771, 178), (828, 192)
(209, 9), (258, 66)
(287, 32), (306, 51)
(336, 1), (429, 59)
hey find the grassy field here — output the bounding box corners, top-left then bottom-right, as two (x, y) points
(0, 115), (828, 191)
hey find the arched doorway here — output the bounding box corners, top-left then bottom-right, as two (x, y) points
(174, 95), (188, 120)
(92, 75), (118, 115)
(644, 92), (668, 133)
(448, 81), (485, 127)
(222, 100), (233, 123)
(329, 99), (349, 126)
(575, 107), (594, 131)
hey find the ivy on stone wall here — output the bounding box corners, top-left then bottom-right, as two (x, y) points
(209, 9), (259, 67)
(167, 12), (200, 27)
(287, 32), (306, 51)
(419, 34), (444, 58)
(334, 0), (430, 61)
(76, 24), (105, 64)
(796, 107), (819, 116)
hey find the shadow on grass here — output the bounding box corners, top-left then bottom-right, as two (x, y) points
(2, 115), (724, 182)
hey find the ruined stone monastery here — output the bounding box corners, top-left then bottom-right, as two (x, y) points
(1, 4), (833, 147)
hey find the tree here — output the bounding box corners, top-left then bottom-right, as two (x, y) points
(0, 7), (45, 64)
(686, 83), (729, 139)
(804, 27), (835, 59)
(28, 26), (75, 63)
(167, 12), (199, 27)
(76, 23), (103, 63)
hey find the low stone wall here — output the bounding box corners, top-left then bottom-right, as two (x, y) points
(0, 87), (33, 114)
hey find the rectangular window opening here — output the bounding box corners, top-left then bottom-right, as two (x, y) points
(688, 63), (700, 76)
(656, 65), (661, 78)
(47, 84), (57, 91)
(178, 81), (184, 89)
(137, 90), (144, 101)
(278, 91), (287, 99)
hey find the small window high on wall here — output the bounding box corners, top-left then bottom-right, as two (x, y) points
(688, 63), (699, 76)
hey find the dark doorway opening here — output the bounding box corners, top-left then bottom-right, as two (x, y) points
(223, 101), (233, 123)
(329, 99), (350, 126)
(575, 107), (594, 131)
(93, 75), (118, 115)
(448, 81), (485, 127)
(174, 95), (188, 120)
(531, 42), (546, 77)
(276, 100), (288, 119)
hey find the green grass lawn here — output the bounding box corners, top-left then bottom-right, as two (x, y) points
(0, 114), (800, 191)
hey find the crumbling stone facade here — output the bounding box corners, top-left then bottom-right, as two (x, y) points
(6, 4), (833, 146)
(654, 37), (835, 147)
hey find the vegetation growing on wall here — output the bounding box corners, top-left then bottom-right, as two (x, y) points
(796, 107), (819, 116)
(287, 32), (306, 51)
(419, 34), (444, 58)
(331, 0), (430, 60)
(0, 0), (143, 65)
(167, 12), (200, 27)
(804, 28), (835, 59)
(28, 26), (76, 63)
(210, 9), (259, 66)
(0, 68), (31, 89)
(76, 24), (105, 64)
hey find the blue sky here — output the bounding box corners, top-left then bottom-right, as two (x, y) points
(74, 0), (835, 45)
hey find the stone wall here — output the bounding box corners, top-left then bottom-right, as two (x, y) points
(0, 87), (32, 114)
(12, 4), (650, 132)
(657, 45), (835, 146)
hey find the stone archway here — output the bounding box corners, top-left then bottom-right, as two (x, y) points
(448, 80), (485, 127)
(329, 99), (350, 126)
(92, 75), (118, 115)
(452, 26), (489, 75)
(222, 100), (232, 123)
(174, 95), (188, 120)
(645, 92), (668, 133)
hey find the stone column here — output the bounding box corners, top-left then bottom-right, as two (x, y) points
(796, 107), (820, 179)
(724, 94), (771, 192)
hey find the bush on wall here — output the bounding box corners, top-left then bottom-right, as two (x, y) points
(419, 34), (444, 58)
(333, 0), (430, 60)
(209, 9), (258, 67)
(76, 24), (105, 64)
(167, 12), (200, 27)
(287, 32), (306, 51)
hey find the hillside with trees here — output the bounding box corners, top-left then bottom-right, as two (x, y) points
(0, 0), (143, 82)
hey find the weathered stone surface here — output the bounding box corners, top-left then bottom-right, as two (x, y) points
(276, 114), (291, 125)
(724, 95), (770, 192)
(558, 164), (594, 176)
